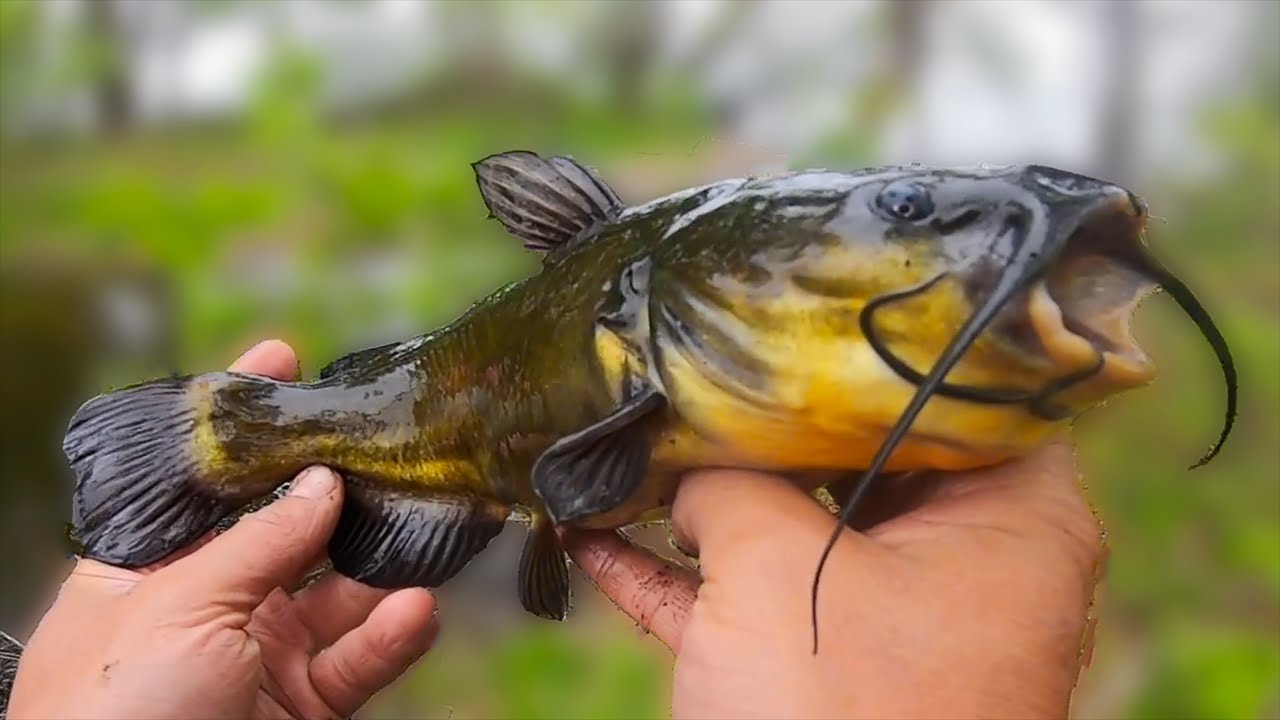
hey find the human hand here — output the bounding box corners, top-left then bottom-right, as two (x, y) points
(9, 340), (438, 720)
(563, 439), (1105, 719)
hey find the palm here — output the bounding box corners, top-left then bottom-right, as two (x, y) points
(247, 587), (359, 719)
(568, 440), (1104, 718)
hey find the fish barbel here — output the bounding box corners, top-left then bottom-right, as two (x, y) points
(63, 152), (1236, 636)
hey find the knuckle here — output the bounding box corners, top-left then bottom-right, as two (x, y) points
(595, 550), (624, 591)
(334, 651), (367, 689)
(317, 646), (371, 699)
(1052, 490), (1107, 571)
(629, 563), (695, 633)
(248, 497), (322, 548)
(569, 532), (630, 589)
(634, 566), (674, 626)
(361, 620), (401, 659)
(1063, 506), (1105, 557)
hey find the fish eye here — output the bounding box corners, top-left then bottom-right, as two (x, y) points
(875, 181), (934, 222)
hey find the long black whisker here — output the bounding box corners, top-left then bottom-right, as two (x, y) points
(864, 276), (1112, 421)
(861, 275), (1034, 405)
(1119, 251), (1236, 468)
(811, 212), (1050, 655)
(1027, 351), (1107, 421)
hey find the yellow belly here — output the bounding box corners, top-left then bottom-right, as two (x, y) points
(584, 268), (1072, 528)
(651, 333), (1064, 474)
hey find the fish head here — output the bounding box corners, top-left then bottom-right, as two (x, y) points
(821, 163), (1233, 460)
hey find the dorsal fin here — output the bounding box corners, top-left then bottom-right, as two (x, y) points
(472, 151), (624, 253)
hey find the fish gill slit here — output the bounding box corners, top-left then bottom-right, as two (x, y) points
(656, 295), (778, 410)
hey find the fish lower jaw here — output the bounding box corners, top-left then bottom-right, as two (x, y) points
(1028, 281), (1157, 389)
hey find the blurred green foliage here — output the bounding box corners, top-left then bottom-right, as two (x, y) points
(1067, 88), (1280, 719)
(1, 2), (1277, 718)
(370, 619), (669, 720)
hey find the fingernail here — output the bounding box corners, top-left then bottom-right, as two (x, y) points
(290, 466), (336, 499)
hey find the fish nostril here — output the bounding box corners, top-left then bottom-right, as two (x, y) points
(1025, 165), (1111, 196)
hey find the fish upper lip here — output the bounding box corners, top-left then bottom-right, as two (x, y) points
(1028, 195), (1158, 385)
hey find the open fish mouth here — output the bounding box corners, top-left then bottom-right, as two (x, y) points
(1029, 196), (1158, 387)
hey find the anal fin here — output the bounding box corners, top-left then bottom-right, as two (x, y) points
(517, 514), (571, 621)
(329, 476), (509, 589)
(532, 382), (666, 525)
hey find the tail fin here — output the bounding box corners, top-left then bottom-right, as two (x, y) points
(63, 374), (271, 567)
(1, 628), (21, 719)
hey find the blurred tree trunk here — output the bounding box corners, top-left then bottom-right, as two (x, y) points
(849, 0), (928, 156)
(677, 0), (756, 80)
(887, 0), (924, 95)
(598, 1), (661, 113)
(86, 0), (133, 134)
(1098, 0), (1139, 184)
(678, 1), (758, 128)
(887, 0), (926, 152)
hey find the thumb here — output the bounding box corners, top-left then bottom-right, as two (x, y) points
(670, 468), (881, 575)
(166, 466), (343, 615)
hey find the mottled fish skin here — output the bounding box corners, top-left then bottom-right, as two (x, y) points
(196, 167), (1126, 513)
(202, 173), (772, 514)
(61, 154), (1235, 622)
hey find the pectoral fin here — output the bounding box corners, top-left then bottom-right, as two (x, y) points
(531, 383), (666, 525)
(517, 514), (572, 620)
(328, 476), (509, 589)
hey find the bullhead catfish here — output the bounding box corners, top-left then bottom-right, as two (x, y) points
(62, 151), (1236, 638)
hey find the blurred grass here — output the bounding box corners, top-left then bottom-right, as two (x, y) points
(370, 612), (670, 720)
(1, 3), (1278, 718)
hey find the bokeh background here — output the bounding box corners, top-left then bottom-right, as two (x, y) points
(1, 1), (1277, 718)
